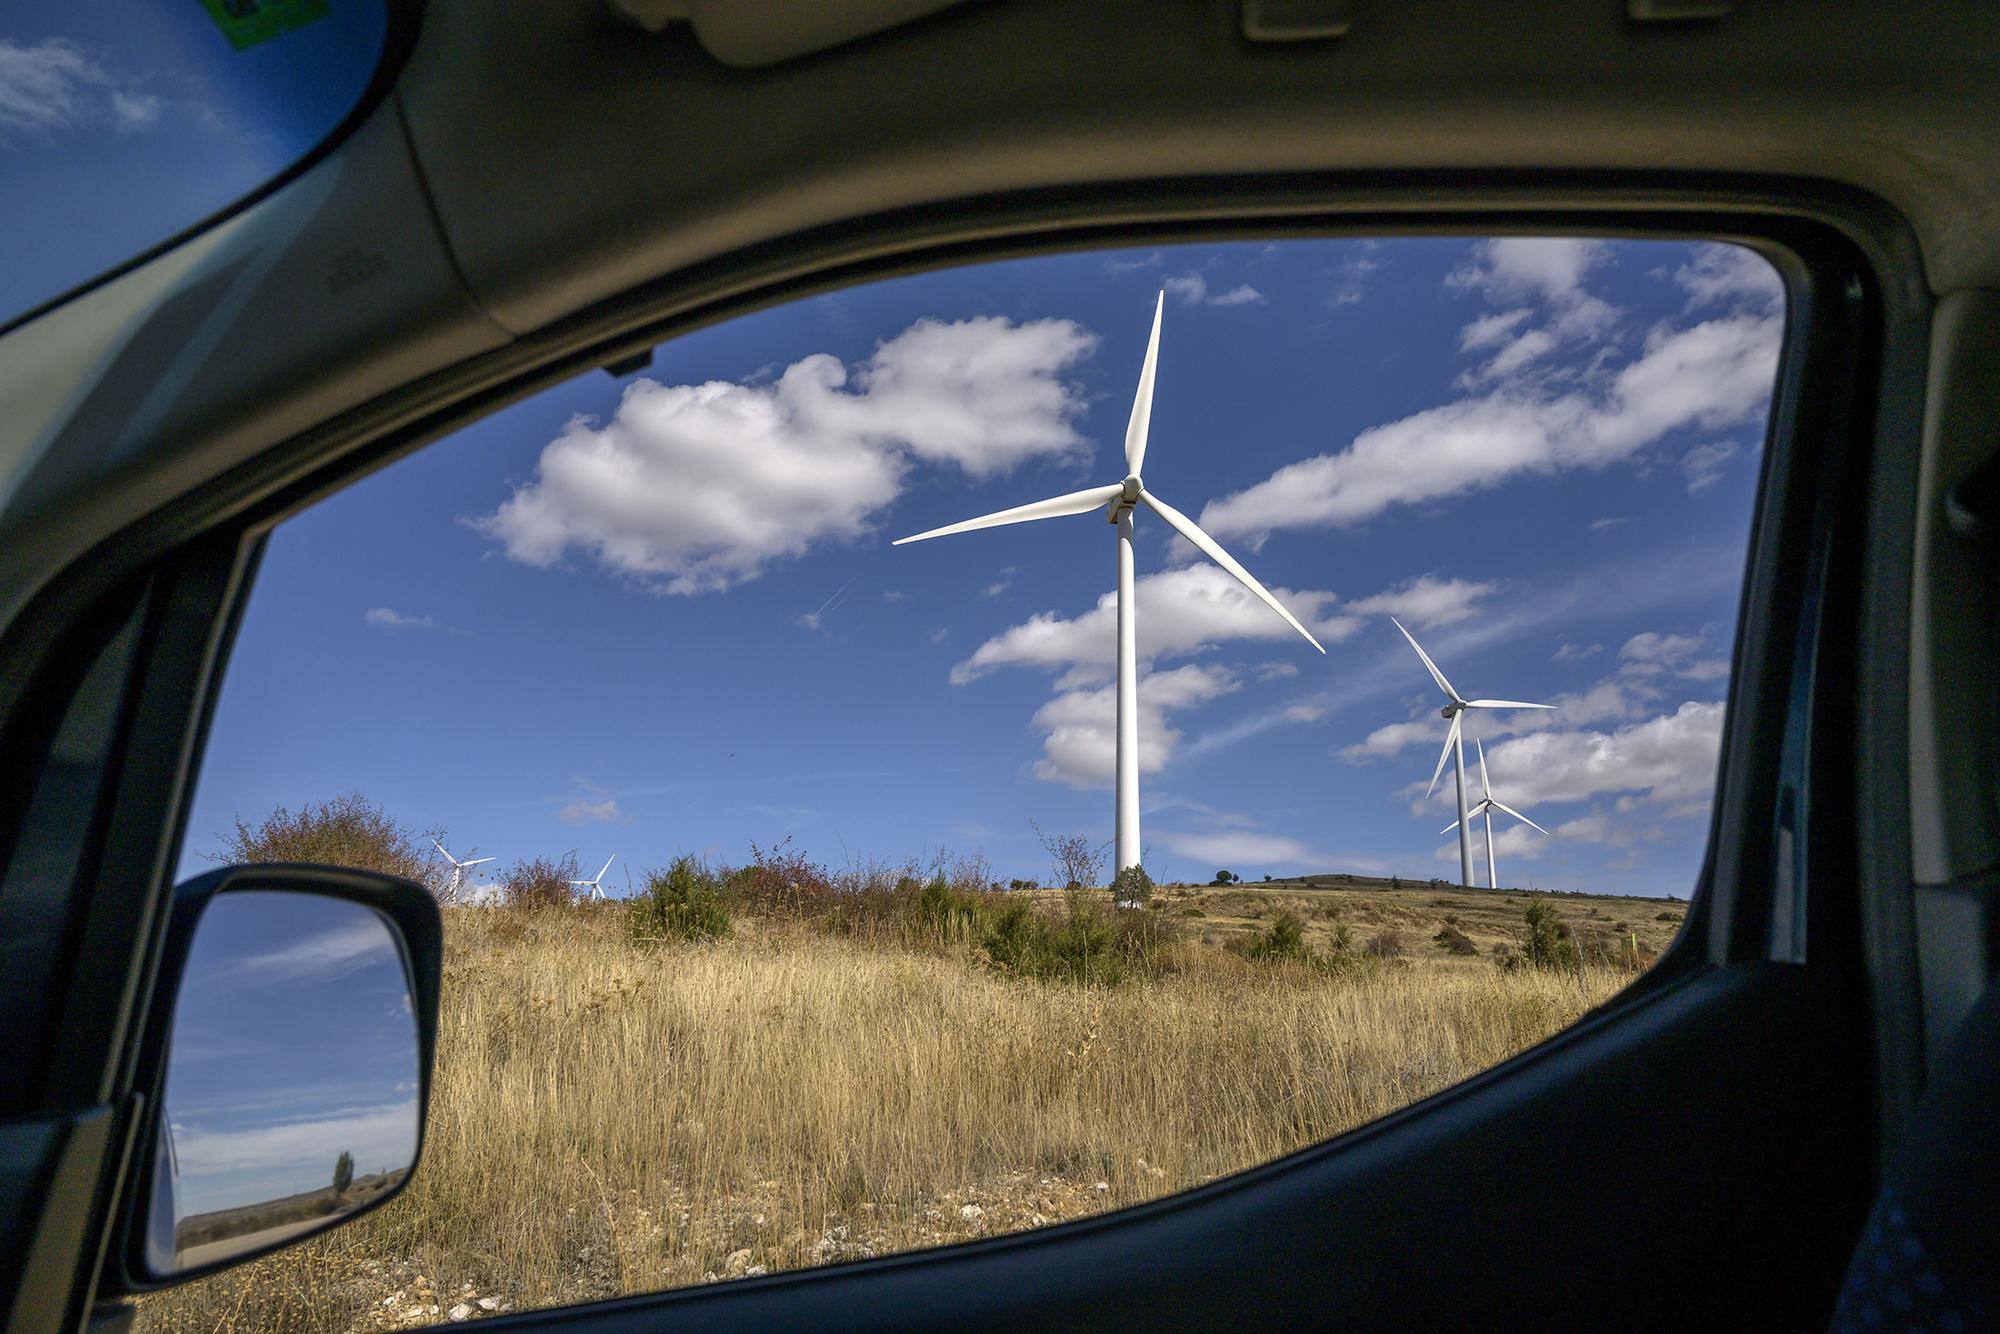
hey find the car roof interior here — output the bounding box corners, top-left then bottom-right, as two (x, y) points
(3, 2), (1999, 1330)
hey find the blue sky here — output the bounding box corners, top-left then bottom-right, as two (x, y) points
(177, 235), (1780, 897)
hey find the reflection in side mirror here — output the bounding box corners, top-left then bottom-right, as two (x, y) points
(145, 890), (422, 1277)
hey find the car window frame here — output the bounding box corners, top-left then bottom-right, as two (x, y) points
(0, 173), (1924, 1329)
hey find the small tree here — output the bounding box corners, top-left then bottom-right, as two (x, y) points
(1033, 821), (1107, 890)
(1111, 863), (1154, 907)
(1390, 875), (1402, 890)
(332, 1150), (354, 1196)
(1247, 912), (1313, 964)
(1211, 869), (1237, 885)
(1520, 900), (1580, 971)
(628, 856), (731, 943)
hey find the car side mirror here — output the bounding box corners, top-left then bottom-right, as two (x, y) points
(114, 866), (441, 1288)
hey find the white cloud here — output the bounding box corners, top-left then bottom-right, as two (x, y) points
(1681, 439), (1737, 492)
(172, 1098), (419, 1214)
(1591, 516), (1631, 531)
(1198, 310), (1779, 545)
(1103, 252), (1163, 276)
(1474, 700), (1725, 809)
(1030, 664), (1238, 788)
(1459, 308), (1533, 352)
(952, 563), (1356, 685)
(558, 797), (620, 825)
(983, 566), (1017, 598)
(1327, 242), (1381, 307)
(1450, 238), (1611, 306)
(0, 39), (170, 139)
(363, 608), (437, 631)
(1163, 274), (1265, 308)
(1209, 284), (1266, 307)
(1345, 574), (1497, 629)
(1675, 244), (1783, 313)
(474, 317), (1096, 594)
(1342, 717), (1445, 763)
(1254, 659), (1300, 682)
(1554, 641), (1603, 662)
(1154, 829), (1321, 869)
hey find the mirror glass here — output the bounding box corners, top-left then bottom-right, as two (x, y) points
(147, 889), (420, 1276)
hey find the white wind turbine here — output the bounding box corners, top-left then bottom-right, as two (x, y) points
(432, 839), (495, 901)
(1440, 738), (1548, 889)
(896, 292), (1324, 880)
(1390, 617), (1555, 888)
(572, 854), (616, 901)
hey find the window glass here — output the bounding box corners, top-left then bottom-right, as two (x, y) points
(146, 236), (1779, 1327)
(0, 0), (389, 325)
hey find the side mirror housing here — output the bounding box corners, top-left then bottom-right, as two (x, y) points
(108, 865), (441, 1291)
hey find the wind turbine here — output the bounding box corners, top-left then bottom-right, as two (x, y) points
(895, 292), (1324, 881)
(1390, 617), (1555, 888)
(432, 839), (495, 901)
(1441, 738), (1549, 889)
(572, 854), (616, 901)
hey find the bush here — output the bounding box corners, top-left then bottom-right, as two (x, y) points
(1247, 912), (1314, 965)
(1656, 910), (1683, 923)
(1112, 863), (1154, 906)
(628, 856), (731, 944)
(1519, 900), (1580, 971)
(500, 854), (578, 912)
(216, 794), (439, 893)
(905, 876), (983, 948)
(1211, 870), (1237, 886)
(1329, 923), (1355, 957)
(975, 894), (1178, 986)
(1432, 924), (1478, 955)
(727, 837), (838, 920)
(1364, 929), (1408, 959)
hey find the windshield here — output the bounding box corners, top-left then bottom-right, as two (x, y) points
(0, 0), (390, 327)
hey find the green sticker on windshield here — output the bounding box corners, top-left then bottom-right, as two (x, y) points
(199, 0), (332, 52)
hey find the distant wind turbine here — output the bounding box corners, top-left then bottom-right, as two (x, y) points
(1391, 618), (1555, 888)
(895, 292), (1324, 882)
(432, 839), (495, 901)
(1441, 738), (1548, 889)
(572, 854), (616, 901)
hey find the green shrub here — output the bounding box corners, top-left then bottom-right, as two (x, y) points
(628, 856), (731, 944)
(1112, 863), (1154, 906)
(1656, 910), (1683, 923)
(1247, 912), (1314, 965)
(1329, 922), (1355, 957)
(905, 876), (982, 948)
(332, 1151), (353, 1196)
(1520, 900), (1579, 971)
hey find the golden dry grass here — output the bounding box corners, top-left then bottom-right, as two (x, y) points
(135, 896), (1645, 1332)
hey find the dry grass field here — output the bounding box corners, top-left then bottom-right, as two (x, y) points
(134, 881), (1682, 1332)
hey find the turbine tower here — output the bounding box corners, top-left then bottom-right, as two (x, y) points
(1390, 618), (1555, 888)
(896, 292), (1324, 880)
(1440, 739), (1549, 888)
(432, 839), (495, 901)
(571, 854), (616, 901)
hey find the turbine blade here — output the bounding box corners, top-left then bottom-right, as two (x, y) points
(1125, 291), (1165, 476)
(1490, 800), (1549, 836)
(1139, 492), (1324, 652)
(598, 854), (616, 882)
(1463, 699), (1556, 711)
(1426, 713), (1461, 799)
(1478, 738), (1491, 799)
(893, 483), (1124, 545)
(467, 857), (496, 867)
(1391, 618), (1460, 702)
(433, 838), (453, 861)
